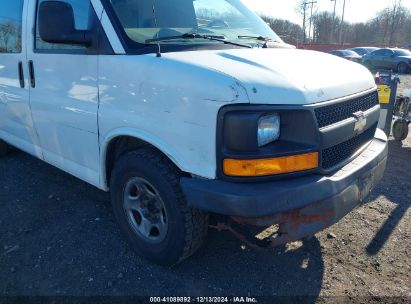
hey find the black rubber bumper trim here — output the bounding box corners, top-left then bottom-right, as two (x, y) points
(181, 129), (388, 217)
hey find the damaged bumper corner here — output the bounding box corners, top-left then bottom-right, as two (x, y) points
(181, 129), (388, 247)
(231, 159), (386, 247)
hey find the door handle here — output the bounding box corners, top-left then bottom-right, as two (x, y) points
(18, 61), (25, 88)
(28, 60), (35, 88)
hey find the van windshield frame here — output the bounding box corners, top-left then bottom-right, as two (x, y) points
(100, 0), (283, 54)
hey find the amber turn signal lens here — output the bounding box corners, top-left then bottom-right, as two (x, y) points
(223, 152), (319, 177)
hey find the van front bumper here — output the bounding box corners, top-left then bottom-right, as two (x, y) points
(181, 129), (388, 241)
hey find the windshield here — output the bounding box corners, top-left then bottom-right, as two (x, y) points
(108, 0), (282, 46)
(333, 50), (357, 56)
(394, 49), (411, 56)
(350, 49), (367, 55)
(352, 48), (378, 55)
(341, 50), (358, 56)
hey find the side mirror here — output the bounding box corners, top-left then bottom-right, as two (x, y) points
(38, 1), (92, 46)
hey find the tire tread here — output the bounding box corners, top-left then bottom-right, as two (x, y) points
(112, 148), (208, 264)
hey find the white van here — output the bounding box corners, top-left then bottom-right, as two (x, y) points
(0, 0), (388, 265)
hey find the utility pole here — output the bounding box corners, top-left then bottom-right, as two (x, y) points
(308, 0), (317, 41)
(302, 1), (307, 44)
(330, 0), (337, 43)
(301, 0), (317, 44)
(339, 0), (346, 45)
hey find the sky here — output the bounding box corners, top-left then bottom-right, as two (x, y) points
(241, 0), (411, 25)
(0, 1), (24, 22)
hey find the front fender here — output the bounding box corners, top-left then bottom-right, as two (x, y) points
(97, 54), (250, 190)
(99, 127), (186, 190)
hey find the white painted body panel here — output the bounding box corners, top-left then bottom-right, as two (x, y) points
(24, 0), (100, 187)
(0, 0), (378, 191)
(163, 48), (376, 105)
(98, 54), (249, 185)
(0, 0), (43, 158)
(25, 53), (100, 187)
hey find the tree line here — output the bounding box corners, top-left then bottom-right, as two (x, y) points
(261, 1), (411, 47)
(0, 21), (21, 53)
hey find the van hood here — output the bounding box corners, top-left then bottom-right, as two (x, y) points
(163, 48), (376, 105)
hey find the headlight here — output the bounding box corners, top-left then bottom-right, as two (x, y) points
(257, 113), (280, 147)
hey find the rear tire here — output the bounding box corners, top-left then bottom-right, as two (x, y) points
(398, 62), (409, 74)
(110, 148), (209, 266)
(0, 140), (9, 157)
(392, 119), (409, 141)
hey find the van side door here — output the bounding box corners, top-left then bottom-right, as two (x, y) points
(26, 0), (102, 187)
(0, 0), (42, 157)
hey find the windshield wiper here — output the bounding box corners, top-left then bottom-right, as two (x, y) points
(238, 35), (271, 41)
(146, 33), (252, 48)
(238, 35), (281, 48)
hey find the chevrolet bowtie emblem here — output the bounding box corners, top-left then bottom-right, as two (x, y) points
(353, 111), (367, 133)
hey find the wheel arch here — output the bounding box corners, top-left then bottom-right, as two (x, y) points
(100, 128), (187, 190)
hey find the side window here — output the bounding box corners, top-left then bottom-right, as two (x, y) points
(0, 0), (24, 53)
(35, 0), (91, 50)
(373, 50), (384, 56)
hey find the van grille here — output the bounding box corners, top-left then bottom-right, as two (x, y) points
(315, 91), (379, 128)
(321, 123), (378, 169)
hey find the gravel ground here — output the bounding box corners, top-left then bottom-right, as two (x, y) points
(0, 79), (410, 301)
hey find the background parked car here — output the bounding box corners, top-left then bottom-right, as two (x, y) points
(328, 50), (362, 62)
(362, 48), (411, 73)
(347, 47), (380, 58)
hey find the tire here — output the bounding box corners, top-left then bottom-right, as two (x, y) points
(392, 119), (409, 141)
(397, 62), (409, 74)
(0, 140), (9, 157)
(110, 148), (209, 266)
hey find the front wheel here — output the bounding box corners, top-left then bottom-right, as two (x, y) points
(110, 148), (209, 266)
